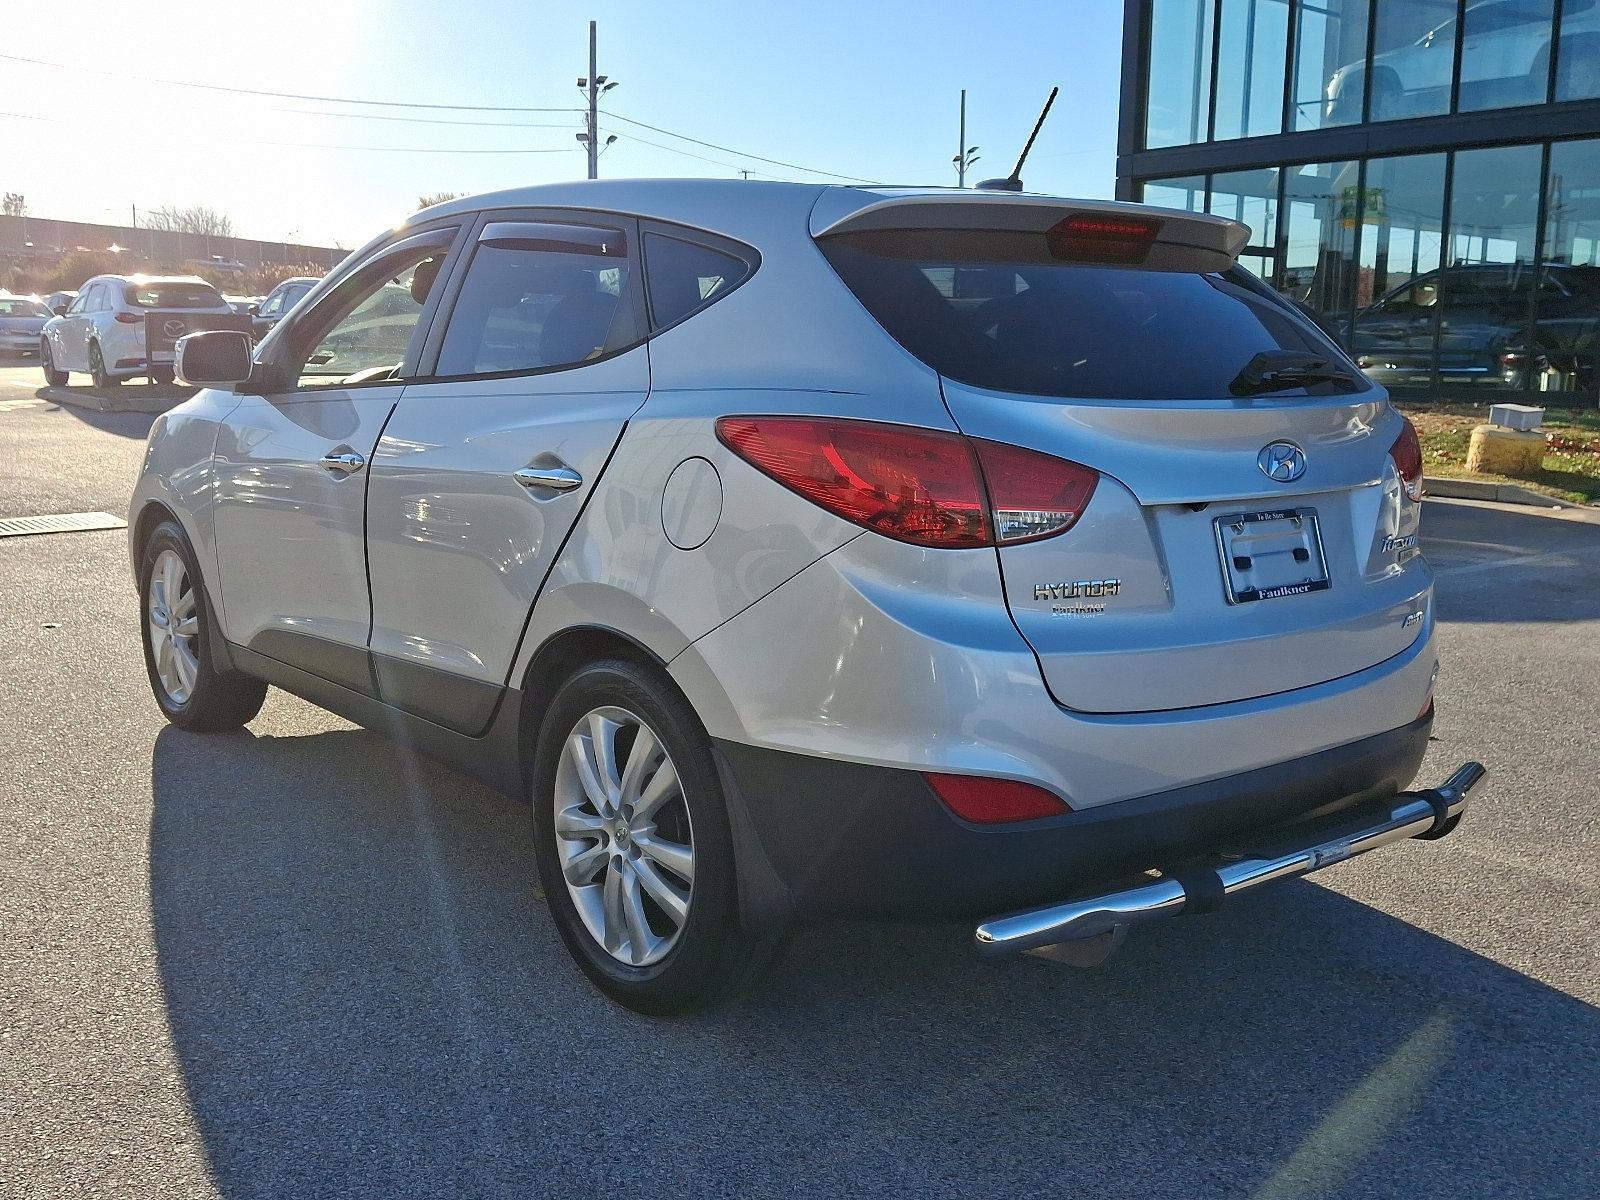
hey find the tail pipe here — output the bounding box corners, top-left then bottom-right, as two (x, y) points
(974, 762), (1486, 958)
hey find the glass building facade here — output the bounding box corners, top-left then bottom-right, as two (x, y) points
(1120, 0), (1600, 400)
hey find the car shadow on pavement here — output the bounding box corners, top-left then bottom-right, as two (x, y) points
(1421, 499), (1600, 623)
(43, 395), (159, 440)
(148, 725), (1599, 1199)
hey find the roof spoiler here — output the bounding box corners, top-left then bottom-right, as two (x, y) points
(811, 194), (1250, 273)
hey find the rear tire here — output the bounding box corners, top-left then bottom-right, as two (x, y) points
(530, 658), (767, 1015)
(1557, 36), (1600, 100)
(89, 341), (119, 389)
(1369, 68), (1402, 121)
(150, 365), (175, 386)
(41, 342), (67, 387)
(138, 521), (267, 732)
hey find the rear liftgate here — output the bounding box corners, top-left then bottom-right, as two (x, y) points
(974, 762), (1485, 966)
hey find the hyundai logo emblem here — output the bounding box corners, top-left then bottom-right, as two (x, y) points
(1258, 441), (1307, 483)
(161, 318), (187, 339)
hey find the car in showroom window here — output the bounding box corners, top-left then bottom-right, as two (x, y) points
(137, 182), (1480, 1014)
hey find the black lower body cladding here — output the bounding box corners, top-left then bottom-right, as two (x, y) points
(713, 711), (1433, 924)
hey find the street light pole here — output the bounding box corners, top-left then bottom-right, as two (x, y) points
(952, 90), (979, 188)
(575, 22), (619, 178)
(958, 90), (966, 188)
(586, 21), (598, 180)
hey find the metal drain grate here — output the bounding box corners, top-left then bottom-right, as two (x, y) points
(0, 511), (128, 538)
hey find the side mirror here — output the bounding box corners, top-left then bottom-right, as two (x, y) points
(246, 302), (260, 316)
(175, 330), (252, 387)
(52, 304), (68, 317)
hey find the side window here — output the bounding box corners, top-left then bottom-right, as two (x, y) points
(643, 233), (752, 328)
(287, 233), (455, 389)
(67, 289), (88, 315)
(258, 287), (284, 317)
(434, 222), (637, 377)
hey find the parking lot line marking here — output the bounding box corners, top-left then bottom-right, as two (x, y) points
(0, 398), (47, 411)
(0, 512), (127, 538)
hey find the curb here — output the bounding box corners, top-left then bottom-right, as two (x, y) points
(1423, 475), (1585, 509)
(41, 386), (188, 416)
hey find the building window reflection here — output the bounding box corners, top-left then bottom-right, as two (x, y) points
(1458, 0), (1557, 112)
(1209, 167), (1281, 276)
(1293, 0), (1373, 129)
(1214, 0), (1292, 140)
(1555, 1), (1600, 102)
(1145, 0), (1215, 148)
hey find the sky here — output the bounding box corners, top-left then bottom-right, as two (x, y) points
(0, 0), (1124, 249)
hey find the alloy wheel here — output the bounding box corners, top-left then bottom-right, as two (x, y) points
(147, 549), (200, 704)
(553, 706), (695, 967)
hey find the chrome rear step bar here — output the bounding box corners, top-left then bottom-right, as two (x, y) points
(974, 762), (1486, 959)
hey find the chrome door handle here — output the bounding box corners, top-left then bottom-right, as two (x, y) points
(514, 465), (582, 491)
(321, 451), (365, 475)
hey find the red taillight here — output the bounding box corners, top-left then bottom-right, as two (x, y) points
(1047, 213), (1162, 264)
(715, 416), (1098, 549)
(972, 438), (1098, 543)
(924, 772), (1071, 824)
(114, 312), (143, 324)
(1390, 416), (1423, 502)
(716, 416), (989, 547)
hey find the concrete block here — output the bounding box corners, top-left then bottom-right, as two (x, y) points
(1466, 423), (1545, 476)
(1489, 403), (1544, 431)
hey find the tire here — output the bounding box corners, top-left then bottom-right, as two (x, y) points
(1557, 37), (1600, 100)
(1369, 68), (1402, 122)
(138, 521), (268, 732)
(89, 341), (119, 389)
(150, 365), (175, 386)
(41, 341), (67, 387)
(530, 658), (765, 1015)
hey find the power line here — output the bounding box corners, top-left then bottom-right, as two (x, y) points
(250, 140), (578, 154)
(0, 109), (579, 155)
(0, 52), (576, 112)
(600, 109), (883, 184)
(1, 50), (882, 184)
(267, 106), (583, 128)
(603, 129), (776, 177)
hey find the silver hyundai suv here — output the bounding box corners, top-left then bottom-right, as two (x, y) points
(131, 181), (1482, 1013)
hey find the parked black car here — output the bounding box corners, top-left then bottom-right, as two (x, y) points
(1349, 262), (1600, 394)
(251, 276), (320, 339)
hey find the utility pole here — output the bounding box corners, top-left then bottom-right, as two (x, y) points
(585, 21), (598, 179)
(575, 21), (618, 179)
(952, 90), (979, 187)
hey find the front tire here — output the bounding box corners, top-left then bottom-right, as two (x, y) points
(41, 341), (67, 387)
(138, 521), (267, 731)
(150, 365), (175, 386)
(531, 659), (761, 1015)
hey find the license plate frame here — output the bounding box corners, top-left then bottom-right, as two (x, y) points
(1213, 507), (1331, 605)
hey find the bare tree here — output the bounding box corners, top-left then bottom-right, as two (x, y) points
(1, 192), (24, 218)
(144, 204), (235, 238)
(416, 192), (461, 211)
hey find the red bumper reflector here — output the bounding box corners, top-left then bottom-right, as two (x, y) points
(923, 772), (1071, 824)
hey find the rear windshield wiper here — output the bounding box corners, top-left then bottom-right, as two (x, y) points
(1229, 350), (1359, 397)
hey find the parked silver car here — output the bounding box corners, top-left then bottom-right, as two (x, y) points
(130, 181), (1481, 1013)
(0, 295), (51, 360)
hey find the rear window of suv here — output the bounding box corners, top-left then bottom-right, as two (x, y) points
(818, 229), (1359, 400)
(125, 283), (225, 309)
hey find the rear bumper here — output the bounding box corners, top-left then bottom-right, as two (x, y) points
(714, 707), (1434, 926)
(976, 760), (1484, 956)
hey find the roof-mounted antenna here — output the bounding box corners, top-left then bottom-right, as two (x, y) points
(977, 86), (1058, 193)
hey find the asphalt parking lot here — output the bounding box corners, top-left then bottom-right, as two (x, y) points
(1, 363), (1596, 1199)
